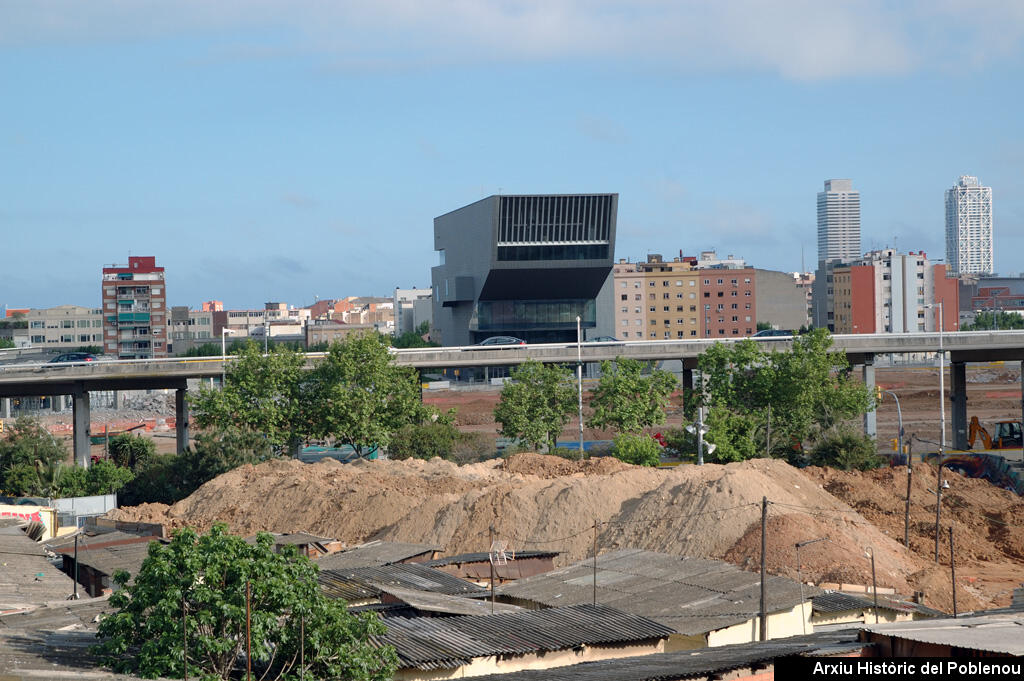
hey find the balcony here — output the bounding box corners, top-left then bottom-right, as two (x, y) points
(118, 312), (151, 323)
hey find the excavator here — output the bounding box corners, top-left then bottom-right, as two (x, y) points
(967, 416), (1024, 450)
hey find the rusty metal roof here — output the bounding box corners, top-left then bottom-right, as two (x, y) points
(315, 540), (439, 570)
(319, 563), (485, 602)
(423, 550), (558, 567)
(376, 603), (675, 670)
(812, 591), (943, 617)
(499, 548), (815, 636)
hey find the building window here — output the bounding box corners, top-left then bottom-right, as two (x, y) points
(675, 280), (682, 286)
(704, 292), (710, 298)
(744, 291), (751, 297)
(31, 335), (44, 343)
(731, 279), (738, 285)
(676, 293), (683, 299)
(717, 292), (724, 297)
(621, 320), (628, 326)
(649, 281), (655, 287)
(744, 278), (751, 284)
(745, 316), (751, 322)
(650, 320), (656, 326)
(676, 306), (684, 312)
(620, 282), (627, 288)
(732, 316), (738, 322)
(663, 293), (669, 299)
(690, 330), (697, 336)
(662, 281), (669, 287)
(623, 332), (629, 337)
(704, 279), (710, 285)
(676, 319), (684, 324)
(649, 306), (656, 312)
(731, 291), (738, 297)
(731, 304), (738, 309)
(30, 320), (44, 328)
(732, 329), (739, 335)
(649, 294), (655, 300)
(717, 279), (724, 284)
(79, 334), (90, 342)
(621, 295), (627, 301)
(664, 331), (670, 338)
(634, 294), (641, 301)
(635, 320), (641, 326)
(621, 307), (628, 313)
(663, 306), (669, 312)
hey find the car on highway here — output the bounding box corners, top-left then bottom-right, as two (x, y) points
(48, 352), (98, 363)
(475, 336), (527, 347)
(588, 336), (621, 343)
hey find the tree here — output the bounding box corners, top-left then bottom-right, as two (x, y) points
(93, 524), (397, 681)
(808, 427), (883, 471)
(610, 433), (662, 466)
(307, 334), (434, 457)
(0, 338), (14, 349)
(108, 433), (156, 471)
(588, 358), (678, 434)
(695, 329), (875, 461)
(190, 343), (309, 455)
(0, 417), (66, 495)
(493, 360), (577, 452)
(962, 311), (1024, 331)
(391, 323), (439, 349)
(389, 420), (462, 461)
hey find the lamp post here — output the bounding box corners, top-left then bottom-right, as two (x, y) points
(923, 301), (945, 561)
(881, 389), (910, 548)
(865, 546), (879, 623)
(576, 315), (584, 454)
(795, 537), (826, 634)
(221, 328), (235, 385)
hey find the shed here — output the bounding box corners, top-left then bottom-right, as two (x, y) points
(861, 613), (1024, 657)
(315, 540), (440, 570)
(423, 550), (558, 584)
(376, 603), (675, 681)
(812, 591), (943, 627)
(319, 563), (486, 606)
(500, 548), (817, 650)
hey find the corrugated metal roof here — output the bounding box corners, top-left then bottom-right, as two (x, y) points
(863, 613), (1024, 655)
(500, 549), (815, 636)
(424, 550), (558, 567)
(70, 541), (159, 580)
(0, 524), (79, 610)
(319, 563), (485, 602)
(315, 540), (439, 570)
(376, 603), (675, 670)
(378, 585), (522, 616)
(465, 629), (865, 681)
(243, 531), (333, 546)
(813, 592), (943, 617)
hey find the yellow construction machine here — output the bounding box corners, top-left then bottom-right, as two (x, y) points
(968, 416), (1024, 449)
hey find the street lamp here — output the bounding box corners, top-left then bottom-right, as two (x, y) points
(865, 546), (879, 623)
(576, 315), (583, 454)
(880, 389), (910, 548)
(221, 328), (236, 384)
(923, 301), (945, 562)
(795, 537), (827, 634)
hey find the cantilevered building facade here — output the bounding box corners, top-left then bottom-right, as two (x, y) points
(431, 194), (617, 346)
(817, 179), (861, 264)
(945, 175), (993, 276)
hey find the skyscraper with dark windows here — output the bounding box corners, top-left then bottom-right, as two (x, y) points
(431, 194), (618, 346)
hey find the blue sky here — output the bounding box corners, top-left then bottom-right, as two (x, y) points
(2, 1), (1023, 310)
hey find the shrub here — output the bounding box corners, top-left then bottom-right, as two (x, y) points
(808, 428), (884, 471)
(549, 446), (584, 461)
(108, 434), (156, 471)
(610, 433), (662, 467)
(388, 422), (461, 461)
(448, 432), (496, 465)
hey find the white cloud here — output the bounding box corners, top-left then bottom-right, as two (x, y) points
(1, 1), (1023, 79)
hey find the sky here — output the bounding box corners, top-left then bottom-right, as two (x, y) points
(2, 1), (1023, 310)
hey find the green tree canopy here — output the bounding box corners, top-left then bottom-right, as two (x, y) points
(695, 329), (875, 461)
(107, 433), (156, 472)
(610, 432), (662, 467)
(0, 338), (14, 349)
(493, 360), (578, 452)
(93, 523), (397, 681)
(189, 343), (309, 455)
(307, 333), (434, 457)
(588, 358), (678, 434)
(0, 417), (67, 495)
(962, 311), (1024, 330)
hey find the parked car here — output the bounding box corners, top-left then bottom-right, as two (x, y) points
(751, 329), (793, 338)
(588, 336), (621, 343)
(475, 336), (527, 346)
(48, 352), (97, 363)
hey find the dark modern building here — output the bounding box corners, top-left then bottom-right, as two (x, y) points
(431, 194), (618, 346)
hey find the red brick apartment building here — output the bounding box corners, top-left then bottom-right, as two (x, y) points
(701, 269), (757, 337)
(101, 256), (167, 359)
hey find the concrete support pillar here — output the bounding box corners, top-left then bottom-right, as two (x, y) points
(52, 395), (61, 413)
(72, 385), (91, 469)
(175, 388), (189, 455)
(111, 390), (119, 411)
(951, 361), (968, 451)
(1, 397), (10, 419)
(682, 367), (694, 392)
(862, 356), (876, 439)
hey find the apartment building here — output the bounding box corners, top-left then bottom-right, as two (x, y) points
(701, 268), (757, 338)
(21, 305), (105, 350)
(394, 287), (433, 336)
(832, 249), (958, 333)
(168, 307), (215, 355)
(637, 255), (702, 340)
(101, 256), (167, 359)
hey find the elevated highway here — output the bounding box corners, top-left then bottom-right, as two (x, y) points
(1, 330), (1022, 466)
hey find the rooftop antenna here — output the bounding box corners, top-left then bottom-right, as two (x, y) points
(801, 243), (804, 273)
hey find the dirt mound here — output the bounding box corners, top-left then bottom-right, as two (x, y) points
(500, 452), (632, 478)
(108, 454), (1023, 611)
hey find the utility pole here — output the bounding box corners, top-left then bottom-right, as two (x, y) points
(576, 316), (584, 454)
(905, 436), (913, 549)
(686, 408), (714, 465)
(246, 581), (252, 681)
(489, 525), (496, 614)
(759, 496), (768, 641)
(949, 526), (958, 618)
(593, 519), (599, 606)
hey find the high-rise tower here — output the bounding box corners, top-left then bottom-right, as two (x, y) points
(945, 175), (993, 276)
(816, 179), (861, 264)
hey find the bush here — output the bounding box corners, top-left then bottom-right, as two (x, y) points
(449, 432), (496, 465)
(388, 422), (461, 461)
(549, 446), (584, 461)
(610, 433), (662, 467)
(808, 428), (884, 471)
(108, 434), (156, 472)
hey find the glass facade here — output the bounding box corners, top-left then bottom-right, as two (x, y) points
(470, 299), (596, 332)
(497, 244), (609, 261)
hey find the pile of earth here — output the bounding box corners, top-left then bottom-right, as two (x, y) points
(107, 454), (1021, 612)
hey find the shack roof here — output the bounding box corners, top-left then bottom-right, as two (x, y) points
(0, 522), (78, 611)
(315, 540), (439, 570)
(862, 613), (1024, 655)
(812, 592), (943, 618)
(377, 585), (521, 616)
(423, 550), (558, 568)
(466, 629), (865, 681)
(376, 603), (675, 671)
(243, 531), (334, 548)
(68, 541), (158, 580)
(319, 563), (485, 602)
(499, 548), (815, 635)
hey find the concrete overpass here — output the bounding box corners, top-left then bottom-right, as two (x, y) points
(1, 330), (1022, 466)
